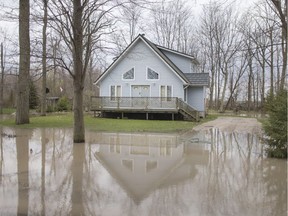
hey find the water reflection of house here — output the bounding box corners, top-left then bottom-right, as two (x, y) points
(91, 132), (209, 203)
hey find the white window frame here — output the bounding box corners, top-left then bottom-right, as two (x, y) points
(122, 67), (135, 80)
(146, 67), (160, 80)
(160, 85), (172, 101)
(110, 85), (121, 101)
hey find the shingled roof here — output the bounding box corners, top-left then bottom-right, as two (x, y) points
(184, 73), (210, 86)
(141, 35), (210, 86)
(94, 34), (210, 87)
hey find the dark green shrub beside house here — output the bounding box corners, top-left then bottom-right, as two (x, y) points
(264, 90), (287, 158)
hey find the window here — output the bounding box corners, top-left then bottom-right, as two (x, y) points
(160, 140), (172, 156)
(109, 137), (120, 153)
(160, 85), (172, 101)
(122, 159), (133, 172)
(146, 160), (157, 173)
(147, 68), (159, 80)
(110, 85), (121, 101)
(123, 68), (134, 80)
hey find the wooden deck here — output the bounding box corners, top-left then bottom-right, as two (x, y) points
(90, 96), (199, 121)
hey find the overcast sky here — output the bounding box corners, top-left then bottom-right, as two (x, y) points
(0, 0), (258, 35)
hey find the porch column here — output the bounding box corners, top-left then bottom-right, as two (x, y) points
(146, 112), (149, 120)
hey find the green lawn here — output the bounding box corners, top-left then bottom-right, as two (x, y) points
(1, 108), (16, 114)
(0, 113), (217, 133)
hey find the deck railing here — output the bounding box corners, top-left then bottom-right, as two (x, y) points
(90, 96), (199, 121)
(91, 96), (178, 111)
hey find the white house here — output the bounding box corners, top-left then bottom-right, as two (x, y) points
(92, 34), (209, 121)
(93, 132), (209, 203)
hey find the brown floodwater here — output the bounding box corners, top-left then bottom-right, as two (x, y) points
(0, 126), (286, 216)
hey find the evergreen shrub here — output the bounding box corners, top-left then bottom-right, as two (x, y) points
(264, 90), (287, 158)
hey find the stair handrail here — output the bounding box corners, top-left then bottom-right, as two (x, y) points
(177, 98), (199, 121)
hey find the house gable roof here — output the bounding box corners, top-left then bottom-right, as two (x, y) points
(140, 35), (190, 83)
(156, 45), (199, 63)
(184, 73), (210, 86)
(94, 34), (207, 86)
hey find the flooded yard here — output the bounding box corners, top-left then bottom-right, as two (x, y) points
(0, 118), (287, 216)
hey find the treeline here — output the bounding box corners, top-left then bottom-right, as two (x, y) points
(0, 0), (286, 113)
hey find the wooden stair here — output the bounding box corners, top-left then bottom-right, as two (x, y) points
(177, 99), (200, 121)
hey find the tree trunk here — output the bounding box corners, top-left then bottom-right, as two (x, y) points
(73, 0), (85, 143)
(269, 0), (287, 90)
(247, 59), (253, 112)
(41, 0), (48, 116)
(261, 58), (265, 111)
(269, 30), (274, 97)
(280, 30), (287, 90)
(73, 82), (85, 143)
(0, 43), (4, 114)
(16, 0), (30, 124)
(52, 39), (57, 96)
(219, 67), (228, 112)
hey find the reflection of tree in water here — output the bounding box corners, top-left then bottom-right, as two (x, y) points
(81, 144), (128, 215)
(0, 127), (3, 185)
(25, 128), (74, 215)
(262, 159), (287, 216)
(0, 128), (286, 215)
(148, 183), (191, 216)
(44, 128), (74, 215)
(198, 128), (286, 216)
(16, 128), (32, 216)
(71, 143), (85, 215)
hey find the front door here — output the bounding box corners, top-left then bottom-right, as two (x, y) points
(132, 85), (150, 97)
(131, 85), (150, 107)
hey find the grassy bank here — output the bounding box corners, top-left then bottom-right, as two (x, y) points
(0, 113), (217, 133)
(1, 108), (16, 114)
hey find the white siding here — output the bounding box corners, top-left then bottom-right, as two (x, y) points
(160, 50), (192, 73)
(187, 86), (205, 112)
(99, 40), (184, 99)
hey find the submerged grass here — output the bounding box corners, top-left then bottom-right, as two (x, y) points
(0, 112), (217, 133)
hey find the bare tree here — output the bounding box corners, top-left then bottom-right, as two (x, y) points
(198, 2), (221, 109)
(267, 0), (287, 90)
(198, 1), (242, 112)
(0, 43), (4, 114)
(48, 0), (122, 142)
(149, 0), (194, 52)
(111, 2), (143, 55)
(243, 1), (284, 110)
(40, 0), (48, 116)
(16, 0), (30, 124)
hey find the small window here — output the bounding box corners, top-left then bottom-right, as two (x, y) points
(123, 68), (134, 80)
(160, 85), (172, 101)
(147, 68), (159, 80)
(110, 85), (121, 101)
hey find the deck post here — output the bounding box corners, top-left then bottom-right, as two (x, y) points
(172, 113), (174, 121)
(146, 112), (149, 120)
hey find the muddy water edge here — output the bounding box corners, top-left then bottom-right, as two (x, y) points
(0, 123), (286, 216)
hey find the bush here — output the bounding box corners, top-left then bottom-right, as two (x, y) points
(264, 90), (287, 158)
(56, 97), (71, 111)
(29, 81), (39, 109)
(46, 105), (54, 113)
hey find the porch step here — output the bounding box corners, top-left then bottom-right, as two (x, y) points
(177, 99), (200, 121)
